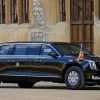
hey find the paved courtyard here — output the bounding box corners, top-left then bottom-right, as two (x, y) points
(0, 82), (100, 100)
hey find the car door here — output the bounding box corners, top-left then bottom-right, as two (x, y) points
(0, 44), (15, 73)
(9, 43), (42, 77)
(39, 44), (63, 80)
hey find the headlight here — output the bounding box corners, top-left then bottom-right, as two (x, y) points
(88, 60), (97, 70)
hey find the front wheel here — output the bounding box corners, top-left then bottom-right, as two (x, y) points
(65, 66), (85, 90)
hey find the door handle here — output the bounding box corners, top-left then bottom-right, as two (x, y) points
(16, 62), (20, 67)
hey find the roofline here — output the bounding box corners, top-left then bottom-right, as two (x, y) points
(0, 41), (69, 44)
(0, 41), (94, 45)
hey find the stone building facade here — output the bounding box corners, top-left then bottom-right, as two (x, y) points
(0, 0), (100, 55)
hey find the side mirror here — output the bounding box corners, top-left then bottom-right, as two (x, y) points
(48, 52), (58, 58)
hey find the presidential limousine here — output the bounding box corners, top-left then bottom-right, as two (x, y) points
(0, 42), (99, 89)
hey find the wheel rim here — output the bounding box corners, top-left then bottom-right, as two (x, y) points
(67, 71), (79, 86)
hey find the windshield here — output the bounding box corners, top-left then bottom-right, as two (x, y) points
(53, 43), (93, 56)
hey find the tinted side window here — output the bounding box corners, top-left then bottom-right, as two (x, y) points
(0, 45), (14, 55)
(41, 45), (55, 55)
(54, 44), (73, 55)
(26, 44), (41, 55)
(14, 44), (27, 55)
(13, 44), (41, 55)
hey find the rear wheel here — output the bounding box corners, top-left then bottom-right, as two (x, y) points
(18, 81), (35, 88)
(65, 66), (85, 89)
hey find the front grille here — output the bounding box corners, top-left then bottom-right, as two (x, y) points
(86, 56), (100, 71)
(96, 61), (100, 70)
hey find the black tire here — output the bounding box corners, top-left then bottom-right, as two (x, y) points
(18, 81), (35, 88)
(65, 66), (85, 90)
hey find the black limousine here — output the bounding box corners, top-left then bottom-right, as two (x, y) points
(0, 42), (99, 89)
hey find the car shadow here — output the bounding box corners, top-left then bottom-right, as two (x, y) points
(0, 85), (100, 90)
(33, 86), (100, 90)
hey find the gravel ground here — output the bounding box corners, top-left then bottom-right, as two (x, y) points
(0, 82), (100, 100)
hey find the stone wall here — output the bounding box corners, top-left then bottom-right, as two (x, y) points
(94, 0), (100, 55)
(0, 0), (70, 43)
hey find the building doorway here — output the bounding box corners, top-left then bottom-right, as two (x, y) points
(70, 0), (94, 51)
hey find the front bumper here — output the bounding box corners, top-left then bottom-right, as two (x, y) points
(86, 70), (100, 84)
(91, 71), (100, 80)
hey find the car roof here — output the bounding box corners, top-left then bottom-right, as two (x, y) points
(0, 41), (69, 45)
(0, 41), (92, 46)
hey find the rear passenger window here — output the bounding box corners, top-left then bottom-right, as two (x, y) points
(26, 44), (41, 55)
(13, 44), (41, 55)
(14, 45), (26, 55)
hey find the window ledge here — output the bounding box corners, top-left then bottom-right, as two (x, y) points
(0, 24), (32, 29)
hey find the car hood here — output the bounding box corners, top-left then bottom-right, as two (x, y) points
(61, 55), (77, 62)
(62, 55), (100, 63)
(86, 55), (100, 61)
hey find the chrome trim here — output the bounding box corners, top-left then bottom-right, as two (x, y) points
(0, 74), (61, 78)
(92, 75), (100, 80)
(87, 60), (97, 70)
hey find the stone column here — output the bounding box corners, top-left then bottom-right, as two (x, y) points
(5, 0), (11, 24)
(94, 0), (100, 55)
(41, 0), (60, 25)
(94, 0), (99, 18)
(56, 0), (60, 23)
(16, 0), (23, 24)
(29, 0), (35, 25)
(65, 0), (71, 42)
(65, 0), (70, 22)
